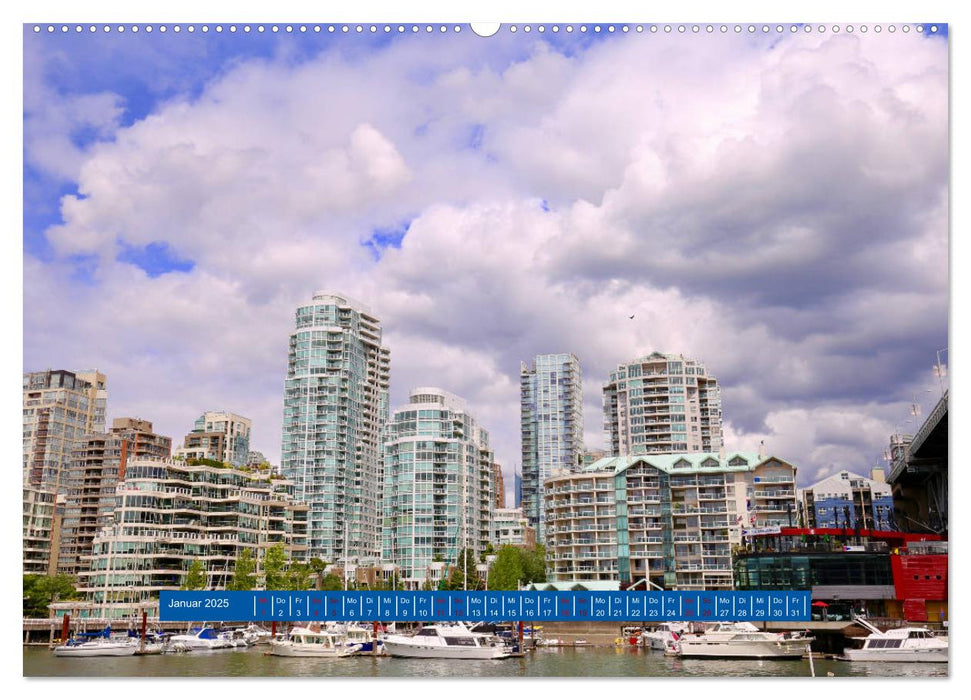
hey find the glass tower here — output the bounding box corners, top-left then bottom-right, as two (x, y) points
(381, 388), (494, 588)
(520, 353), (583, 541)
(281, 292), (390, 564)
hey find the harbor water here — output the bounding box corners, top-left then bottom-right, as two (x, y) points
(23, 645), (948, 678)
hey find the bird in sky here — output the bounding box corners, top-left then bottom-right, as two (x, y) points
(629, 314), (635, 319)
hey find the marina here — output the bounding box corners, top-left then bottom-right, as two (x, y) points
(24, 643), (947, 678)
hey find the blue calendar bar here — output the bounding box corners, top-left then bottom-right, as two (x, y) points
(160, 590), (810, 622)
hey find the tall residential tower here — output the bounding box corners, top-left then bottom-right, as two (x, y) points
(281, 292), (390, 563)
(381, 388), (495, 587)
(520, 353), (583, 540)
(603, 352), (723, 456)
(23, 369), (107, 493)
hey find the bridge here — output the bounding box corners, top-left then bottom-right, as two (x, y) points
(887, 391), (948, 535)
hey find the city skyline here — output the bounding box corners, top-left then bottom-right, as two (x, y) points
(22, 26), (948, 497)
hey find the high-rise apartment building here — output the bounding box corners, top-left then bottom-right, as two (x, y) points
(79, 459), (308, 619)
(521, 353), (583, 541)
(58, 418), (172, 575)
(382, 388), (495, 587)
(545, 452), (798, 590)
(174, 411), (252, 467)
(23, 369), (107, 493)
(281, 292), (390, 563)
(603, 352), (723, 456)
(23, 486), (60, 575)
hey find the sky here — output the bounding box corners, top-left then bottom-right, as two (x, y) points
(22, 22), (949, 496)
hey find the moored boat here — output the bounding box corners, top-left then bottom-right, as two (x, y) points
(169, 626), (231, 650)
(842, 617), (948, 663)
(53, 628), (138, 657)
(383, 622), (511, 659)
(641, 622), (691, 651)
(675, 621), (812, 659)
(267, 625), (360, 657)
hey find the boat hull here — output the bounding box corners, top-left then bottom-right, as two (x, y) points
(843, 648), (948, 663)
(677, 640), (808, 659)
(53, 643), (137, 657)
(383, 640), (509, 660)
(266, 643), (357, 658)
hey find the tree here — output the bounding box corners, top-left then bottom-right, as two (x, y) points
(181, 560), (207, 590)
(23, 574), (81, 618)
(263, 544), (289, 590)
(442, 549), (484, 590)
(487, 546), (525, 591)
(480, 542), (495, 563)
(227, 548), (257, 591)
(319, 573), (344, 590)
(286, 563), (313, 591)
(521, 544), (547, 584)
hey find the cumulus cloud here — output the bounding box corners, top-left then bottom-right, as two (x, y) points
(23, 29), (947, 490)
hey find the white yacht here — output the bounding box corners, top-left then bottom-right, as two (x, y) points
(327, 622), (382, 655)
(383, 622), (511, 659)
(169, 626), (232, 650)
(267, 625), (361, 657)
(641, 622), (691, 652)
(675, 621), (812, 659)
(842, 617), (948, 663)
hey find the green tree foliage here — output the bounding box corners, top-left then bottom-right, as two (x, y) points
(181, 560), (207, 590)
(309, 557), (328, 574)
(487, 545), (525, 590)
(480, 542), (495, 563)
(261, 544), (314, 590)
(286, 563), (313, 590)
(521, 544), (547, 584)
(263, 544), (289, 590)
(442, 549), (484, 590)
(186, 457), (230, 469)
(318, 573), (344, 590)
(23, 574), (81, 618)
(227, 548), (257, 591)
(484, 545), (547, 590)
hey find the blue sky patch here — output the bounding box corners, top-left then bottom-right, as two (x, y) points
(362, 221), (411, 260)
(117, 241), (195, 277)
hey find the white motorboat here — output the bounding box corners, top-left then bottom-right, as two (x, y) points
(267, 625), (361, 657)
(239, 624), (273, 646)
(169, 626), (231, 650)
(383, 622), (511, 659)
(327, 622), (383, 655)
(642, 622), (691, 651)
(842, 617), (948, 663)
(675, 621), (812, 659)
(53, 629), (138, 657)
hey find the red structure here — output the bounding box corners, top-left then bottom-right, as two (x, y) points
(738, 526), (947, 622)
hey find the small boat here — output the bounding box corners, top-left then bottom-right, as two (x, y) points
(573, 639), (589, 646)
(535, 636), (568, 647)
(239, 624), (273, 646)
(327, 622), (383, 655)
(126, 629), (166, 655)
(842, 617), (948, 663)
(267, 625), (361, 657)
(383, 622), (511, 659)
(53, 627), (137, 657)
(169, 626), (231, 650)
(641, 622), (691, 651)
(674, 621), (812, 659)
